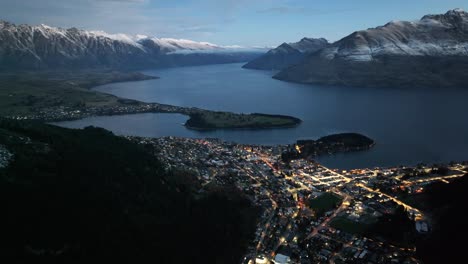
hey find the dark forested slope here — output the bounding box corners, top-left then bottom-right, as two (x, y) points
(416, 174), (468, 264)
(0, 119), (258, 263)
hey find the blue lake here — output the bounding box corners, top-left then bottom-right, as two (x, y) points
(55, 63), (468, 169)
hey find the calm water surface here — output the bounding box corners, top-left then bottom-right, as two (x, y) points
(56, 63), (468, 169)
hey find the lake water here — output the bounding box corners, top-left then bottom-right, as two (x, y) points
(56, 63), (468, 169)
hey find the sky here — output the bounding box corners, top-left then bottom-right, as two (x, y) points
(1, 0), (467, 47)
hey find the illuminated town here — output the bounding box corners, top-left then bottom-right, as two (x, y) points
(132, 136), (466, 264)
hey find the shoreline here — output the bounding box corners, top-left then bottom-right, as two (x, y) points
(184, 122), (301, 131)
(3, 70), (303, 131)
(19, 103), (302, 131)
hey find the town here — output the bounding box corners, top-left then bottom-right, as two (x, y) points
(132, 136), (467, 264)
(6, 100), (301, 130)
(6, 101), (192, 122)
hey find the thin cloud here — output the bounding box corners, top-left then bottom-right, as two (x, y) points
(257, 6), (353, 15)
(257, 6), (308, 14)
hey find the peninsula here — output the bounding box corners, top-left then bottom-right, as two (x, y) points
(185, 112), (301, 130)
(0, 71), (301, 130)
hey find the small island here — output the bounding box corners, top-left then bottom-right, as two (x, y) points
(0, 71), (302, 130)
(282, 133), (375, 161)
(298, 133), (375, 155)
(302, 132), (374, 149)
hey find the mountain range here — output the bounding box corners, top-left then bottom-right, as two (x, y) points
(0, 21), (265, 70)
(271, 9), (468, 88)
(243, 38), (329, 70)
(3, 9), (468, 88)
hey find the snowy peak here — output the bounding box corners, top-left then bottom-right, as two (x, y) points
(290, 37), (329, 53)
(0, 20), (10, 29)
(268, 37), (329, 55)
(274, 9), (468, 88)
(423, 8), (468, 21)
(317, 9), (468, 62)
(243, 37), (329, 70)
(420, 8), (468, 30)
(0, 20), (247, 56)
(143, 37), (222, 53)
(446, 8), (467, 16)
(0, 20), (264, 70)
(269, 43), (300, 54)
(89, 31), (138, 43)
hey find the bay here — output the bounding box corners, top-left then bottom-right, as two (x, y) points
(56, 63), (468, 169)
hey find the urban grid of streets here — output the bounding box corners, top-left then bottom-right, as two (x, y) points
(132, 136), (466, 264)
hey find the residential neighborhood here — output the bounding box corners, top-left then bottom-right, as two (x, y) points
(133, 136), (467, 264)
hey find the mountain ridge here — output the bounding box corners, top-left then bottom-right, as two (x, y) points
(0, 20), (265, 70)
(242, 37), (329, 70)
(273, 9), (468, 88)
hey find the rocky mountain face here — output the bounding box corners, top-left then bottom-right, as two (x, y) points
(288, 37), (329, 53)
(274, 9), (468, 88)
(0, 21), (264, 70)
(243, 38), (329, 70)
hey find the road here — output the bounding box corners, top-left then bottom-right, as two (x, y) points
(306, 192), (351, 240)
(245, 147), (462, 260)
(303, 163), (430, 240)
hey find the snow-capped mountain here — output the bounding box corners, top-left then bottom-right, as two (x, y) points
(85, 31), (224, 52)
(274, 9), (468, 88)
(143, 37), (221, 53)
(318, 8), (468, 61)
(243, 38), (329, 70)
(289, 38), (329, 53)
(0, 21), (264, 70)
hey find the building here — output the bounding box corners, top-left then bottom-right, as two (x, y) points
(416, 221), (429, 233)
(255, 255), (270, 264)
(274, 254), (291, 264)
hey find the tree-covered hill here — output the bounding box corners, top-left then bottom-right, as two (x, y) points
(416, 174), (468, 264)
(0, 119), (258, 263)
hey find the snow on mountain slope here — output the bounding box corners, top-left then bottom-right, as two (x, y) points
(0, 20), (263, 69)
(274, 9), (468, 88)
(146, 38), (221, 53)
(318, 8), (468, 62)
(243, 38), (329, 70)
(88, 30), (145, 49)
(85, 32), (226, 53)
(289, 38), (329, 53)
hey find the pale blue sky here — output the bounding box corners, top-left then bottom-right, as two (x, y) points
(1, 0), (467, 47)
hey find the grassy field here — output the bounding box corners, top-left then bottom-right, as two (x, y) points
(330, 216), (371, 235)
(0, 71), (154, 116)
(307, 192), (343, 217)
(185, 111), (301, 130)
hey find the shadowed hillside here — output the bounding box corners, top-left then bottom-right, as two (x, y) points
(0, 119), (259, 263)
